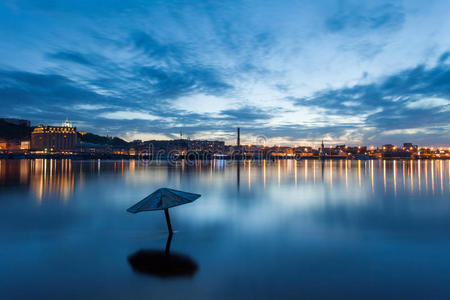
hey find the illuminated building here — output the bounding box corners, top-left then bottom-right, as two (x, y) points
(20, 141), (30, 150)
(402, 143), (418, 152)
(31, 119), (78, 152)
(0, 139), (21, 152)
(382, 144), (396, 152)
(0, 139), (7, 151)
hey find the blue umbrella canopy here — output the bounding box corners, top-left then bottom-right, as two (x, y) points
(127, 188), (201, 214)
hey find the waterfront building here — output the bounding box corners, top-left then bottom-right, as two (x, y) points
(0, 139), (22, 152)
(382, 144), (396, 152)
(20, 141), (30, 150)
(136, 139), (225, 156)
(0, 139), (8, 152)
(31, 119), (78, 152)
(188, 140), (225, 153)
(403, 143), (418, 152)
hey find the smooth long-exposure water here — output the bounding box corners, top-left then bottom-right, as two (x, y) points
(1, 159), (450, 299)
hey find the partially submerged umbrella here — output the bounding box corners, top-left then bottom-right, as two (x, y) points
(127, 188), (201, 233)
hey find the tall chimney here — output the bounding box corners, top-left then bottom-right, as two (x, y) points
(237, 127), (240, 148)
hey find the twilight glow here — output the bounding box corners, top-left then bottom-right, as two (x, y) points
(0, 0), (449, 146)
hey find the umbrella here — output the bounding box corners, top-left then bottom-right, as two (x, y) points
(127, 188), (201, 233)
(127, 233), (198, 278)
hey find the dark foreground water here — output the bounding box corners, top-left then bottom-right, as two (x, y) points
(1, 159), (450, 299)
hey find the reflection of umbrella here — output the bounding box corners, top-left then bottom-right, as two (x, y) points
(127, 188), (201, 233)
(127, 234), (198, 278)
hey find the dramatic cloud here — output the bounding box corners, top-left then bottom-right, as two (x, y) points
(292, 60), (450, 145)
(0, 0), (449, 145)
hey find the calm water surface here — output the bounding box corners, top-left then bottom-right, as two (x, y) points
(1, 159), (450, 299)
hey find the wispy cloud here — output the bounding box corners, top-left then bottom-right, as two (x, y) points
(48, 51), (93, 65)
(0, 0), (449, 145)
(325, 3), (405, 33)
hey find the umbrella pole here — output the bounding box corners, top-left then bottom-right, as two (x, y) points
(164, 208), (173, 233)
(165, 231), (173, 255)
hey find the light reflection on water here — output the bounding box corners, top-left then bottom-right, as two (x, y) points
(0, 159), (450, 298)
(1, 158), (449, 210)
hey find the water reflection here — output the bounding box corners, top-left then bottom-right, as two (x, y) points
(1, 159), (449, 200)
(237, 162), (240, 192)
(128, 233), (198, 278)
(0, 159), (145, 203)
(1, 159), (450, 298)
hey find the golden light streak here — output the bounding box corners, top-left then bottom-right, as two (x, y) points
(20, 159), (29, 185)
(431, 160), (435, 194)
(305, 159), (308, 182)
(358, 160), (361, 188)
(402, 160), (406, 192)
(345, 159), (348, 190)
(313, 160), (316, 184)
(371, 160), (374, 193)
(294, 160), (297, 188)
(278, 159), (281, 187)
(49, 159), (53, 187)
(248, 159), (251, 191)
(418, 159), (421, 193)
(393, 160), (397, 197)
(263, 159), (266, 188)
(130, 159), (135, 173)
(383, 160), (386, 194)
(36, 159), (43, 204)
(410, 160), (414, 193)
(44, 159), (47, 182)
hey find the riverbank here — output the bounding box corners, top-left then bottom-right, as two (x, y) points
(0, 153), (448, 160)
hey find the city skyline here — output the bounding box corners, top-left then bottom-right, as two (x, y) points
(2, 117), (450, 151)
(1, 1), (450, 146)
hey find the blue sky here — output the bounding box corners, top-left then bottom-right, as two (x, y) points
(0, 0), (449, 146)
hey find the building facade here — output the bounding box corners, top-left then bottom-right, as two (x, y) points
(31, 119), (78, 152)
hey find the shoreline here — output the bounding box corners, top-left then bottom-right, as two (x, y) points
(0, 153), (448, 160)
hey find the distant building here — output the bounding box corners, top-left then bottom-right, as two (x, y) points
(31, 119), (78, 152)
(20, 141), (30, 150)
(188, 140), (225, 153)
(293, 146), (314, 157)
(382, 144), (397, 152)
(402, 143), (418, 152)
(0, 139), (7, 151)
(0, 139), (21, 152)
(136, 139), (225, 156)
